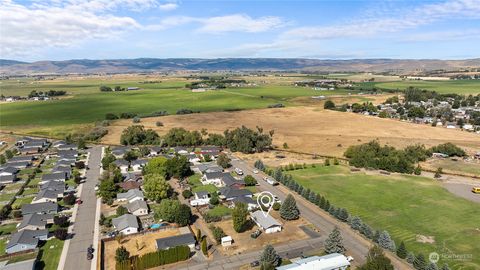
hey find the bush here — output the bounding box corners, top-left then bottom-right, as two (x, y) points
(116, 206), (128, 216)
(54, 216), (70, 227)
(132, 117), (141, 123)
(12, 210), (22, 218)
(115, 246), (130, 263)
(182, 190), (193, 199)
(243, 175), (257, 186)
(272, 202), (281, 211)
(203, 213), (222, 223)
(209, 226), (226, 244)
(429, 143), (466, 157)
(120, 112), (137, 119)
(54, 228), (68, 240)
(324, 100), (336, 110)
(156, 121), (164, 127)
(63, 194), (76, 205)
(105, 113), (119, 120)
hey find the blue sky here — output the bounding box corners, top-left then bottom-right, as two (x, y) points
(1, 0), (479, 61)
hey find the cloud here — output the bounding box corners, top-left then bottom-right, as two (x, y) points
(0, 0), (146, 58)
(401, 29), (480, 42)
(158, 2), (178, 11)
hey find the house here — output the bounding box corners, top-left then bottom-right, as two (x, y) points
(463, 124), (474, 131)
(186, 154), (201, 163)
(52, 141), (66, 148)
(5, 161), (30, 169)
(221, 173), (245, 188)
(52, 165), (72, 179)
(114, 159), (129, 173)
(149, 146), (163, 156)
(31, 189), (63, 204)
(111, 147), (129, 158)
(199, 146), (222, 156)
(125, 200), (149, 216)
(250, 210), (282, 234)
(17, 213), (54, 231)
(18, 147), (40, 155)
(0, 258), (36, 270)
(191, 163), (223, 174)
(219, 187), (253, 201)
(0, 167), (19, 176)
(231, 196), (257, 211)
(127, 87), (140, 90)
(8, 156), (34, 163)
(172, 147), (191, 155)
(116, 189), (144, 203)
(58, 150), (78, 157)
(41, 172), (67, 184)
(221, 236), (232, 247)
(432, 152), (449, 158)
(56, 159), (74, 167)
(446, 122), (457, 129)
(0, 174), (17, 184)
(56, 144), (77, 151)
(155, 232), (196, 251)
(118, 181), (142, 191)
(6, 229), (48, 254)
(275, 254), (350, 270)
(202, 172), (244, 188)
(112, 214), (139, 235)
(190, 191), (211, 206)
(131, 159), (147, 172)
(40, 180), (65, 192)
(21, 202), (58, 216)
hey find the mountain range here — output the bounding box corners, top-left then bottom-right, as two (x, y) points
(1, 58), (479, 75)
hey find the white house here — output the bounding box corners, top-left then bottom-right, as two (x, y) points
(250, 210), (282, 234)
(190, 191), (210, 206)
(221, 236), (233, 247)
(276, 254), (351, 270)
(131, 159), (147, 172)
(125, 200), (149, 216)
(112, 214), (139, 235)
(114, 159), (129, 173)
(117, 189), (144, 203)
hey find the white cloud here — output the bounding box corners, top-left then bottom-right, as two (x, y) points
(197, 14), (285, 33)
(158, 2), (178, 11)
(402, 29), (480, 42)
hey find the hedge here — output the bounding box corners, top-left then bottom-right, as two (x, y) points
(115, 245), (190, 270)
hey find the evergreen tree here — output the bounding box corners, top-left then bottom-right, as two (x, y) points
(115, 246), (130, 263)
(319, 196), (327, 209)
(279, 194), (300, 220)
(337, 208), (349, 222)
(328, 205), (336, 215)
(0, 154), (5, 165)
(324, 227), (346, 254)
(259, 245), (280, 267)
(232, 202), (248, 232)
(378, 231), (396, 252)
(312, 193), (320, 205)
(413, 254), (427, 270)
(373, 230), (381, 243)
(406, 252), (416, 264)
(426, 263), (439, 270)
(196, 228), (202, 243)
(297, 185), (304, 195)
(324, 200), (331, 211)
(358, 245), (394, 270)
(360, 223), (374, 239)
(201, 237), (208, 256)
(440, 264), (451, 270)
(349, 216), (363, 231)
(396, 241), (408, 259)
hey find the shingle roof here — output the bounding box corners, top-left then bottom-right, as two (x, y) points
(219, 187), (252, 199)
(155, 233), (196, 250)
(40, 180), (65, 191)
(131, 159), (148, 166)
(6, 229), (48, 249)
(21, 202), (58, 215)
(117, 189), (144, 201)
(0, 174), (16, 182)
(195, 191), (209, 198)
(58, 150), (78, 157)
(34, 189), (61, 201)
(17, 213), (53, 230)
(41, 172), (67, 181)
(126, 200), (148, 213)
(112, 214), (139, 231)
(221, 173), (244, 187)
(5, 161), (30, 168)
(114, 159), (129, 167)
(8, 156), (34, 162)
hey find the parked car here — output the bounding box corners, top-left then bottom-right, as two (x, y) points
(235, 168), (244, 175)
(250, 229), (262, 239)
(87, 252), (93, 260)
(267, 178), (278, 186)
(253, 169), (259, 174)
(250, 261), (260, 267)
(87, 245), (94, 254)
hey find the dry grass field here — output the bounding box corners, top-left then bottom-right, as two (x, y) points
(103, 106), (480, 157)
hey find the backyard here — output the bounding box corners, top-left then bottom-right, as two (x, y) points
(36, 238), (64, 270)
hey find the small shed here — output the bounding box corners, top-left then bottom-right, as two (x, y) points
(221, 236), (233, 247)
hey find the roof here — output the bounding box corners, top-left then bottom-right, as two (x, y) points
(250, 210), (282, 229)
(8, 156), (34, 162)
(126, 200), (148, 213)
(112, 147), (129, 155)
(0, 258), (36, 270)
(194, 163), (223, 173)
(219, 187), (252, 199)
(21, 202), (58, 215)
(150, 146), (163, 152)
(117, 189), (144, 201)
(6, 229), (48, 249)
(221, 173), (244, 187)
(0, 174), (16, 182)
(34, 189), (61, 200)
(17, 213), (53, 230)
(131, 159), (148, 166)
(155, 233), (196, 250)
(276, 254), (350, 270)
(114, 159), (129, 167)
(42, 172), (67, 181)
(204, 171), (224, 180)
(1, 167), (19, 174)
(40, 180), (65, 191)
(58, 150), (78, 157)
(195, 191), (209, 198)
(118, 181), (142, 190)
(56, 160), (74, 166)
(56, 143), (77, 150)
(52, 165), (71, 172)
(5, 161), (30, 168)
(112, 214), (139, 231)
(233, 196), (255, 205)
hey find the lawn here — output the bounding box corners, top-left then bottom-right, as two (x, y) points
(188, 173), (218, 194)
(207, 205), (232, 217)
(2, 183), (23, 192)
(244, 186), (258, 194)
(423, 159), (480, 177)
(0, 223), (18, 236)
(288, 165), (480, 270)
(36, 238), (64, 270)
(12, 196), (34, 209)
(373, 80), (480, 95)
(0, 238), (6, 255)
(20, 187), (39, 196)
(0, 193), (16, 203)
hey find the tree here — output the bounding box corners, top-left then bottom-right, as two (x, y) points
(101, 151), (116, 170)
(0, 154), (6, 165)
(283, 142), (289, 149)
(434, 167), (442, 178)
(196, 228), (202, 243)
(97, 179), (118, 205)
(324, 227), (346, 254)
(116, 206), (128, 216)
(358, 245), (394, 270)
(143, 157), (168, 176)
(115, 246), (130, 263)
(324, 158), (330, 166)
(139, 146), (150, 157)
(440, 264), (451, 270)
(5, 150), (13, 159)
(63, 194), (76, 205)
(54, 228), (68, 240)
(396, 241), (408, 259)
(232, 202), (248, 233)
(77, 138), (86, 149)
(349, 216), (363, 231)
(154, 199), (179, 222)
(413, 253), (427, 270)
(209, 226), (226, 244)
(54, 216), (70, 227)
(209, 193), (219, 205)
(120, 125), (160, 145)
(217, 153), (231, 169)
(259, 245), (280, 268)
(143, 174), (171, 202)
(182, 190), (193, 199)
(414, 165), (422, 175)
(426, 263), (439, 270)
(201, 237), (208, 256)
(73, 170), (82, 185)
(100, 85), (113, 92)
(175, 204), (192, 226)
(324, 100), (336, 110)
(123, 150), (138, 162)
(378, 231), (396, 252)
(406, 252), (416, 264)
(243, 175), (257, 186)
(165, 155), (192, 179)
(279, 194), (300, 220)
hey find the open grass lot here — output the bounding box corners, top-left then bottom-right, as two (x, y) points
(0, 238), (6, 255)
(12, 196), (34, 209)
(0, 223), (18, 236)
(288, 165), (480, 269)
(421, 159), (480, 177)
(373, 80), (480, 95)
(36, 238), (64, 270)
(207, 205), (232, 217)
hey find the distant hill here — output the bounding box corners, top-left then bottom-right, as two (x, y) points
(1, 58), (479, 75)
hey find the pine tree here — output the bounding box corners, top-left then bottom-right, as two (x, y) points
(319, 196), (326, 209)
(440, 264), (451, 270)
(324, 227), (346, 254)
(358, 245), (394, 270)
(413, 253), (427, 270)
(349, 216), (363, 231)
(328, 205), (336, 215)
(426, 263), (439, 270)
(337, 208), (349, 222)
(378, 231), (396, 252)
(196, 228), (202, 243)
(396, 241), (408, 259)
(297, 185), (303, 195)
(259, 245), (280, 267)
(279, 194), (300, 220)
(406, 252), (416, 264)
(312, 193), (321, 205)
(201, 237), (208, 256)
(324, 200), (331, 211)
(0, 154), (5, 165)
(360, 223), (374, 239)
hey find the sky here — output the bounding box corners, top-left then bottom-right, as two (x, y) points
(1, 0), (480, 61)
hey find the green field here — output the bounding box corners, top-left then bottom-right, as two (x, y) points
(37, 238), (64, 270)
(207, 205), (232, 217)
(373, 80), (480, 95)
(288, 165), (480, 269)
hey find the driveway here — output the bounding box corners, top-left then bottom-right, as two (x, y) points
(61, 146), (102, 270)
(230, 156), (413, 270)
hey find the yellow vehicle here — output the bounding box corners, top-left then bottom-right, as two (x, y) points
(472, 187), (480, 194)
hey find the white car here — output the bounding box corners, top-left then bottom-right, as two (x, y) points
(266, 178), (278, 186)
(346, 256), (354, 262)
(253, 169), (259, 174)
(235, 168), (244, 175)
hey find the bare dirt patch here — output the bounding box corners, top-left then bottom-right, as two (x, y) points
(416, 234), (435, 244)
(103, 106), (480, 157)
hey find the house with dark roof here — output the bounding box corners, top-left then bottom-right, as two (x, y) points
(149, 146), (164, 156)
(201, 172), (244, 187)
(6, 229), (48, 254)
(0, 166), (19, 176)
(114, 159), (129, 173)
(40, 180), (65, 192)
(8, 156), (34, 163)
(0, 174), (17, 184)
(52, 165), (72, 178)
(112, 214), (139, 235)
(219, 187), (253, 201)
(111, 147), (129, 158)
(32, 189), (63, 204)
(116, 189), (144, 203)
(57, 150), (78, 157)
(21, 202), (58, 216)
(56, 159), (74, 167)
(126, 200), (149, 216)
(56, 144), (77, 151)
(131, 159), (147, 172)
(231, 196), (257, 211)
(155, 232), (196, 251)
(5, 161), (30, 169)
(40, 172), (67, 184)
(17, 213), (54, 231)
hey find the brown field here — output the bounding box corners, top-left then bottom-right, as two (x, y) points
(103, 228), (181, 270)
(103, 106), (480, 157)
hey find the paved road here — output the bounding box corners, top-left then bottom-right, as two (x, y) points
(442, 182), (480, 203)
(63, 146), (102, 270)
(230, 157), (413, 270)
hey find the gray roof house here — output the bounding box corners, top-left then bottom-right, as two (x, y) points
(32, 189), (63, 204)
(155, 232), (196, 250)
(17, 213), (54, 231)
(126, 200), (149, 216)
(18, 147), (40, 155)
(5, 161), (30, 169)
(112, 214), (139, 235)
(250, 210), (282, 234)
(21, 202), (58, 216)
(111, 147), (129, 157)
(6, 229), (48, 254)
(8, 156), (34, 163)
(219, 187), (252, 201)
(52, 165), (72, 178)
(41, 172), (67, 183)
(56, 144), (77, 151)
(0, 174), (17, 184)
(40, 180), (65, 192)
(58, 150), (78, 157)
(56, 159), (74, 167)
(116, 189), (144, 203)
(0, 166), (19, 176)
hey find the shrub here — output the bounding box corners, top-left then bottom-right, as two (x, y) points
(324, 100), (336, 109)
(54, 216), (70, 227)
(12, 210), (22, 219)
(182, 190), (193, 199)
(156, 121), (164, 127)
(132, 117), (141, 123)
(115, 246), (130, 263)
(209, 226), (226, 244)
(63, 194), (76, 205)
(272, 202), (281, 211)
(116, 206), (128, 216)
(243, 175), (257, 186)
(54, 228), (68, 240)
(105, 113), (119, 120)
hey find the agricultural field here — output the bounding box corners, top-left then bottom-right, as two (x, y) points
(288, 165), (480, 270)
(373, 80), (480, 95)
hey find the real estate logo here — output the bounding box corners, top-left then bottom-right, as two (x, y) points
(257, 191), (274, 217)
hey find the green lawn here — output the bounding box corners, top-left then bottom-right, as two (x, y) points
(245, 186), (258, 193)
(12, 196), (34, 209)
(373, 80), (480, 95)
(188, 173), (218, 194)
(2, 183), (23, 192)
(0, 238), (6, 255)
(0, 193), (16, 203)
(207, 205), (232, 217)
(36, 238), (64, 270)
(20, 187), (39, 196)
(288, 165), (480, 270)
(0, 223), (18, 236)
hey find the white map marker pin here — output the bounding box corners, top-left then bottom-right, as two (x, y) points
(257, 191), (274, 217)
